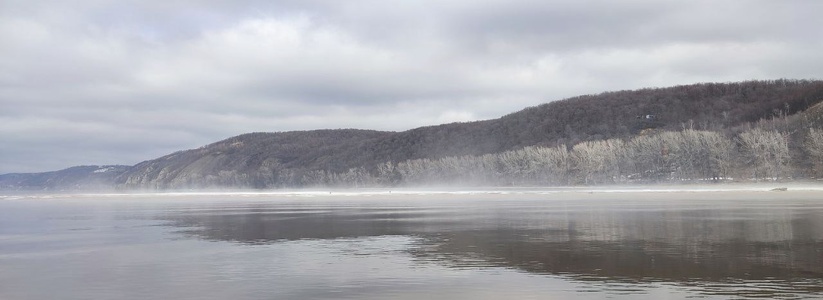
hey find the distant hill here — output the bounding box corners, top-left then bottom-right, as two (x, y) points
(3, 79), (823, 190)
(0, 165), (130, 192)
(117, 129), (391, 189)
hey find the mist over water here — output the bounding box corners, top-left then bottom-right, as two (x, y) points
(1, 189), (822, 299)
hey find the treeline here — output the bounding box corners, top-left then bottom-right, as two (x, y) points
(491, 79), (823, 148)
(116, 79), (823, 189)
(295, 127), (822, 187)
(0, 165), (130, 191)
(9, 80), (823, 191)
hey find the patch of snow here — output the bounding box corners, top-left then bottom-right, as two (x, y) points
(93, 167), (113, 173)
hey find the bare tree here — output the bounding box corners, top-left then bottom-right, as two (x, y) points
(625, 134), (669, 182)
(571, 139), (624, 184)
(738, 128), (790, 181)
(666, 130), (733, 181)
(805, 128), (823, 177)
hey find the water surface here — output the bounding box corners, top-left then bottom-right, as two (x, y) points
(1, 190), (822, 299)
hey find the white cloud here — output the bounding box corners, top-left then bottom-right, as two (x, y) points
(1, 0), (822, 173)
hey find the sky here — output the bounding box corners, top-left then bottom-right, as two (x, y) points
(1, 0), (822, 174)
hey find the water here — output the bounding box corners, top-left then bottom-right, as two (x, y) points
(1, 190), (822, 299)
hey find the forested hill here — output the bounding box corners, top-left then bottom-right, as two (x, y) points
(117, 129), (393, 189)
(0, 165), (130, 191)
(499, 80), (823, 143)
(322, 79), (823, 163)
(3, 79), (823, 190)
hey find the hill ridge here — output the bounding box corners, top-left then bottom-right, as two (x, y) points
(3, 79), (823, 190)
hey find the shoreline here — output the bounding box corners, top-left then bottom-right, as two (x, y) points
(3, 183), (823, 200)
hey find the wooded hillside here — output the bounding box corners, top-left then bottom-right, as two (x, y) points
(3, 79), (823, 190)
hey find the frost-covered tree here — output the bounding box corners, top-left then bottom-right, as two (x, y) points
(571, 139), (624, 184)
(533, 145), (572, 185)
(804, 128), (823, 177)
(665, 130), (733, 181)
(625, 134), (669, 182)
(738, 128), (790, 181)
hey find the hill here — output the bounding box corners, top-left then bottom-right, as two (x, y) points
(331, 79), (823, 165)
(0, 165), (130, 192)
(117, 129), (391, 189)
(3, 79), (823, 190)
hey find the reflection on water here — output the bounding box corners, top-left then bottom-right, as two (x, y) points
(2, 192), (823, 299)
(158, 194), (823, 298)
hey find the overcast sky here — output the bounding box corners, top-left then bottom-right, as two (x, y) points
(1, 0), (821, 173)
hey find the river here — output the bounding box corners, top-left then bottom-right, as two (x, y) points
(1, 189), (821, 299)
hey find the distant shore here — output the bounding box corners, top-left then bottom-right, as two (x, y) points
(3, 182), (823, 201)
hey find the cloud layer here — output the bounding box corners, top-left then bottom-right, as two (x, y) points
(2, 0), (821, 173)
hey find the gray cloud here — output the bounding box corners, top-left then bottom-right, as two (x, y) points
(1, 0), (822, 173)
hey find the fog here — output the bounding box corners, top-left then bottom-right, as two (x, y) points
(5, 183), (823, 199)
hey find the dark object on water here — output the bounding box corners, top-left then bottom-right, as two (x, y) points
(771, 187), (788, 191)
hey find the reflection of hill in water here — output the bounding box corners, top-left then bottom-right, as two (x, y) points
(411, 229), (823, 280)
(410, 230), (823, 298)
(160, 198), (823, 296)
(163, 206), (460, 242)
